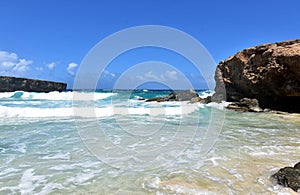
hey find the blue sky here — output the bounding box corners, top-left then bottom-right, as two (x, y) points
(0, 0), (299, 89)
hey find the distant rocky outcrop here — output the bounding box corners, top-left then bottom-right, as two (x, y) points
(213, 39), (300, 113)
(0, 76), (67, 92)
(145, 89), (211, 103)
(271, 162), (300, 192)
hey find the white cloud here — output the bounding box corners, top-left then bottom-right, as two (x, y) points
(0, 51), (18, 68)
(0, 51), (32, 74)
(46, 62), (56, 70)
(103, 70), (115, 77)
(36, 67), (43, 71)
(12, 59), (32, 72)
(137, 70), (179, 81)
(67, 62), (78, 76)
(165, 70), (178, 80)
(145, 71), (160, 80)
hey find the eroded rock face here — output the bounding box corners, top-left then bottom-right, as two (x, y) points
(0, 76), (67, 92)
(214, 39), (300, 112)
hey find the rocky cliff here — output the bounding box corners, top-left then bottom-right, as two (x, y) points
(0, 76), (67, 92)
(214, 39), (300, 113)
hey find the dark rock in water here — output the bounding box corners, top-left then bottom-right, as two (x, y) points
(294, 162), (300, 170)
(214, 39), (300, 113)
(145, 89), (200, 102)
(145, 97), (163, 102)
(200, 96), (212, 104)
(162, 92), (177, 101)
(271, 162), (300, 192)
(226, 98), (263, 112)
(0, 76), (67, 92)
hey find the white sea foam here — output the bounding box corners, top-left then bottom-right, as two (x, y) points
(0, 168), (20, 177)
(241, 145), (299, 156)
(198, 90), (214, 98)
(0, 102), (200, 118)
(0, 91), (223, 118)
(1, 90), (299, 194)
(0, 92), (16, 98)
(0, 106), (73, 118)
(66, 173), (96, 185)
(49, 164), (74, 171)
(40, 152), (70, 160)
(0, 91), (115, 101)
(18, 169), (45, 194)
(141, 176), (215, 194)
(38, 183), (64, 195)
(206, 101), (230, 109)
(19, 172), (34, 194)
(14, 143), (27, 153)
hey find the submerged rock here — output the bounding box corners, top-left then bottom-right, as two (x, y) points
(0, 76), (67, 92)
(271, 162), (300, 192)
(214, 39), (300, 113)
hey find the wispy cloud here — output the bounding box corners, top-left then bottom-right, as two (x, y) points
(46, 62), (57, 70)
(67, 62), (78, 76)
(165, 70), (178, 80)
(103, 70), (115, 77)
(137, 70), (179, 81)
(36, 66), (43, 71)
(0, 50), (33, 75)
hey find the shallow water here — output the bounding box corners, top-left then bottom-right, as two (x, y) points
(0, 91), (299, 194)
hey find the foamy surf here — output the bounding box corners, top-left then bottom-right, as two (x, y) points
(1, 90), (298, 194)
(0, 91), (116, 101)
(0, 91), (213, 117)
(0, 104), (201, 118)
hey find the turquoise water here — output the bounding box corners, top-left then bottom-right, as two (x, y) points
(0, 90), (299, 194)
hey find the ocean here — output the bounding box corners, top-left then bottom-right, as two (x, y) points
(0, 90), (299, 194)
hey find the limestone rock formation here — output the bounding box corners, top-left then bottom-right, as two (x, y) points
(214, 39), (300, 112)
(0, 76), (67, 92)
